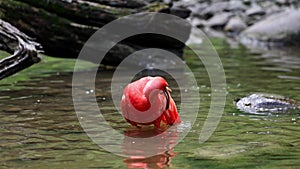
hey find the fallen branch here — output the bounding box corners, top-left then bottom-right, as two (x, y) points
(0, 19), (42, 80)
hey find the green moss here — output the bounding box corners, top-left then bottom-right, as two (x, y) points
(0, 50), (10, 60)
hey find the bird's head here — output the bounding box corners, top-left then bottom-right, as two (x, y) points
(143, 76), (171, 110)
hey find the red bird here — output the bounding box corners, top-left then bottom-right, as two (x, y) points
(121, 76), (180, 128)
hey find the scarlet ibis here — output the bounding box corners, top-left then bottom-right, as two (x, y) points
(121, 76), (180, 128)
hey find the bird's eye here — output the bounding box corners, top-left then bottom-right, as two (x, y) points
(245, 103), (251, 106)
(234, 98), (241, 103)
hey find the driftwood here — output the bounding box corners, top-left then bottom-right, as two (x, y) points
(0, 19), (42, 80)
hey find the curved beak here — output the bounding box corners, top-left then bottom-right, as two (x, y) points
(164, 87), (171, 110)
(166, 86), (172, 93)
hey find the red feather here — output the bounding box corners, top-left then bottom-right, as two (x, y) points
(121, 76), (181, 128)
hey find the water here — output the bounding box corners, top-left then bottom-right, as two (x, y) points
(0, 38), (299, 169)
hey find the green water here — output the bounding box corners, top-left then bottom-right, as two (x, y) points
(0, 39), (299, 169)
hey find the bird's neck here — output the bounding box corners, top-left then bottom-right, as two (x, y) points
(143, 80), (165, 98)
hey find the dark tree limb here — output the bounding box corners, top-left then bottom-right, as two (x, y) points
(0, 0), (190, 72)
(0, 19), (42, 80)
(0, 0), (189, 64)
(0, 0), (172, 60)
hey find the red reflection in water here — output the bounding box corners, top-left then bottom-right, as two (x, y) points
(123, 150), (176, 169)
(122, 127), (178, 169)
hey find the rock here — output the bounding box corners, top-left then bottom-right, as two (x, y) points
(240, 9), (300, 46)
(235, 93), (300, 114)
(265, 4), (282, 16)
(246, 5), (266, 16)
(276, 0), (289, 5)
(170, 6), (191, 19)
(206, 12), (232, 29)
(227, 0), (247, 12)
(275, 0), (298, 6)
(190, 3), (210, 17)
(204, 27), (226, 39)
(224, 16), (247, 34)
(200, 2), (229, 19)
(190, 17), (207, 28)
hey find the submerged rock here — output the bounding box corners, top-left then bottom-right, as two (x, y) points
(235, 93), (300, 114)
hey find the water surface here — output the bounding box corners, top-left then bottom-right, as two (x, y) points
(0, 39), (299, 168)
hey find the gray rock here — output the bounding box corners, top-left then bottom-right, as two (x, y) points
(184, 2), (209, 16)
(206, 12), (232, 28)
(240, 9), (300, 46)
(275, 0), (298, 6)
(190, 17), (207, 28)
(276, 0), (289, 5)
(204, 27), (227, 39)
(235, 93), (300, 114)
(227, 0), (247, 11)
(224, 16), (247, 33)
(200, 2), (229, 19)
(265, 4), (282, 15)
(246, 5), (266, 16)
